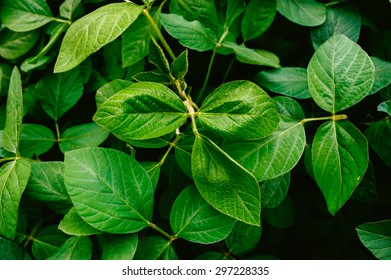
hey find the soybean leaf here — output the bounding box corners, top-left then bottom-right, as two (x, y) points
(64, 147), (154, 233)
(35, 68), (84, 121)
(0, 29), (40, 60)
(170, 186), (236, 244)
(242, 0), (276, 42)
(276, 0), (326, 27)
(97, 233), (138, 260)
(262, 196), (295, 229)
(310, 3), (361, 49)
(127, 133), (173, 149)
(308, 34), (375, 113)
(225, 0), (245, 29)
(132, 70), (171, 84)
(192, 135), (261, 226)
(48, 236), (92, 260)
(171, 50), (188, 79)
(351, 162), (377, 203)
(0, 237), (30, 260)
(159, 13), (217, 52)
(312, 121), (369, 215)
(198, 80), (279, 140)
(378, 101), (391, 116)
(134, 236), (177, 260)
(31, 225), (69, 260)
(0, 63), (12, 97)
(3, 67), (23, 155)
(59, 123), (109, 153)
(96, 79), (132, 108)
(356, 220), (391, 260)
(261, 173), (291, 208)
(148, 37), (170, 74)
(59, 207), (102, 236)
(140, 162), (161, 192)
(93, 82), (188, 141)
(0, 0), (54, 32)
(59, 0), (82, 21)
(54, 2), (143, 73)
(20, 124), (56, 158)
(225, 221), (262, 256)
(256, 67), (310, 99)
(365, 120), (391, 167)
(370, 57), (391, 95)
(0, 159), (31, 239)
(273, 96), (306, 120)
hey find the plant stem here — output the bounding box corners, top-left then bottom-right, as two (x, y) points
(301, 114), (348, 124)
(55, 121), (61, 142)
(148, 222), (174, 240)
(158, 133), (182, 166)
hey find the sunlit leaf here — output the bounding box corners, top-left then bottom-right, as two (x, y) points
(276, 0), (326, 27)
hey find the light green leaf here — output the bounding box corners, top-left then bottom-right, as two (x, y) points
(98, 233), (138, 260)
(159, 13), (217, 52)
(59, 123), (109, 153)
(0, 159), (31, 239)
(370, 57), (391, 95)
(242, 0), (276, 42)
(262, 196), (295, 229)
(356, 220), (391, 260)
(96, 79), (132, 108)
(377, 101), (391, 116)
(192, 135), (261, 226)
(261, 173), (290, 208)
(54, 2), (143, 73)
(20, 124), (56, 158)
(0, 29), (39, 60)
(312, 121), (369, 215)
(256, 67), (310, 99)
(171, 49), (188, 79)
(35, 68), (84, 121)
(276, 0), (326, 27)
(365, 120), (391, 167)
(64, 147), (153, 233)
(134, 236), (177, 260)
(31, 225), (69, 260)
(225, 221), (262, 256)
(0, 0), (54, 32)
(48, 236), (92, 260)
(170, 186), (236, 244)
(310, 3), (361, 49)
(59, 207), (102, 236)
(225, 0), (245, 29)
(308, 34), (375, 113)
(132, 70), (171, 84)
(273, 96), (305, 120)
(93, 82), (188, 141)
(2, 67), (23, 155)
(198, 80), (279, 140)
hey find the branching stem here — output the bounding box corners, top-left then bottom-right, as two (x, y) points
(300, 114), (348, 124)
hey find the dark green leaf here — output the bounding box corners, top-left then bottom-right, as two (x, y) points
(225, 221), (262, 256)
(0, 63), (12, 97)
(225, 0), (245, 29)
(48, 236), (92, 260)
(365, 120), (391, 167)
(96, 79), (132, 108)
(0, 29), (40, 59)
(20, 124), (56, 158)
(0, 237), (30, 260)
(134, 236), (177, 260)
(276, 0), (326, 27)
(31, 225), (69, 260)
(356, 220), (391, 260)
(98, 233), (138, 260)
(351, 162), (377, 203)
(370, 57), (391, 95)
(171, 49), (188, 79)
(127, 134), (173, 149)
(59, 207), (102, 236)
(263, 196), (295, 229)
(261, 173), (290, 208)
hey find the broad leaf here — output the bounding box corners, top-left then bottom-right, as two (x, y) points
(93, 82), (188, 141)
(48, 236), (92, 260)
(59, 207), (102, 236)
(225, 221), (262, 256)
(54, 2), (143, 73)
(0, 0), (54, 32)
(96, 79), (132, 108)
(276, 0), (326, 27)
(0, 159), (31, 239)
(0, 29), (40, 60)
(256, 67), (310, 99)
(159, 13), (217, 52)
(0, 237), (30, 260)
(64, 147), (154, 233)
(356, 220), (391, 260)
(225, 0), (245, 29)
(198, 80), (279, 140)
(134, 236), (177, 260)
(97, 233), (138, 260)
(308, 34), (375, 113)
(31, 225), (69, 260)
(261, 173), (290, 208)
(192, 135), (261, 226)
(170, 186), (236, 244)
(273, 96), (306, 120)
(365, 120), (391, 167)
(312, 121), (369, 215)
(20, 124), (56, 158)
(370, 57), (391, 95)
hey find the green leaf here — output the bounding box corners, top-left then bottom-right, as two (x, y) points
(0, 29), (40, 59)
(93, 82), (188, 141)
(134, 236), (177, 260)
(0, 159), (31, 239)
(54, 2), (143, 73)
(192, 135), (261, 226)
(256, 67), (310, 99)
(96, 79), (132, 108)
(273, 96), (305, 120)
(365, 120), (391, 167)
(59, 123), (109, 153)
(261, 173), (290, 208)
(262, 196), (295, 229)
(225, 221), (262, 256)
(159, 13), (217, 52)
(370, 57), (391, 95)
(140, 162), (161, 192)
(0, 0), (54, 32)
(48, 236), (92, 260)
(59, 0), (82, 21)
(310, 3), (361, 49)
(64, 147), (153, 233)
(276, 0), (326, 27)
(31, 225), (69, 260)
(35, 68), (84, 121)
(20, 124), (56, 158)
(97, 233), (138, 260)
(198, 80), (279, 140)
(132, 70), (171, 84)
(171, 49), (189, 79)
(0, 63), (12, 97)
(312, 121), (369, 215)
(170, 186), (236, 244)
(308, 34), (375, 113)
(241, 0), (276, 42)
(356, 220), (391, 260)
(378, 101), (391, 116)
(2, 67), (23, 155)
(127, 134), (173, 149)
(225, 0), (245, 29)
(351, 162), (377, 203)
(0, 237), (30, 260)
(59, 207), (102, 236)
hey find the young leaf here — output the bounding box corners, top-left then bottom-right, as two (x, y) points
(260, 173), (291, 208)
(225, 221), (262, 256)
(54, 2), (143, 73)
(198, 80), (279, 140)
(148, 37), (171, 74)
(356, 220), (391, 260)
(59, 207), (102, 236)
(312, 121), (369, 215)
(159, 13), (217, 52)
(0, 159), (31, 239)
(0, 0), (54, 32)
(0, 29), (40, 60)
(48, 236), (92, 260)
(170, 186), (236, 244)
(225, 0), (245, 29)
(97, 233), (138, 260)
(241, 0), (276, 42)
(308, 34), (375, 113)
(370, 57), (391, 95)
(134, 236), (177, 260)
(192, 135), (261, 226)
(20, 124), (56, 158)
(35, 68), (84, 121)
(96, 79), (132, 108)
(256, 67), (310, 99)
(31, 225), (69, 260)
(365, 120), (391, 167)
(93, 82), (188, 141)
(276, 0), (326, 27)
(171, 50), (189, 79)
(64, 147), (154, 233)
